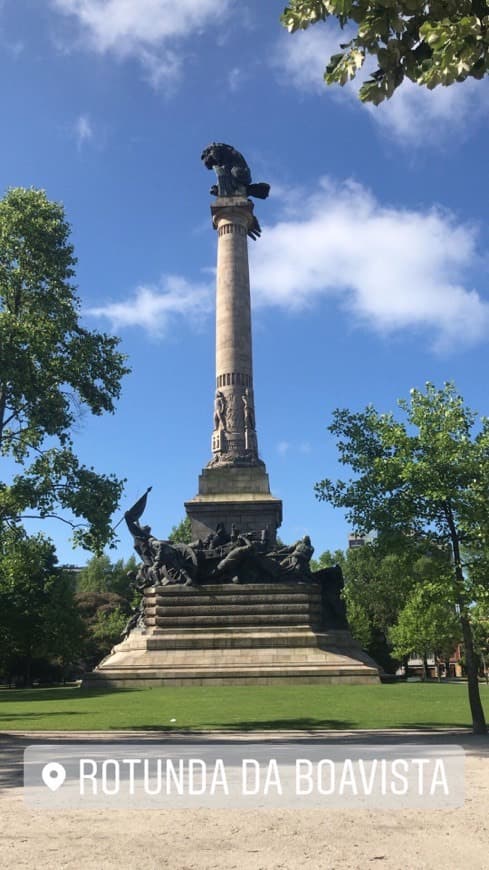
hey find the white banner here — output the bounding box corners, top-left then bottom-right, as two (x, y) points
(24, 742), (464, 810)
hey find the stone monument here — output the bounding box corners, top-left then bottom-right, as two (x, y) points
(185, 143), (282, 543)
(83, 144), (379, 687)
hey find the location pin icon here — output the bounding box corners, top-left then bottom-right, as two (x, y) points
(41, 761), (66, 791)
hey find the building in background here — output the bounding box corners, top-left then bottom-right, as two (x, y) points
(348, 531), (377, 549)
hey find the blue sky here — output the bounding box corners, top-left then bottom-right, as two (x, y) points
(2, 0), (489, 566)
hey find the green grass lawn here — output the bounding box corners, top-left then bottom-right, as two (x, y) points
(1, 682), (488, 731)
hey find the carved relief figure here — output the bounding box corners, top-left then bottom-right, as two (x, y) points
(214, 390), (227, 431)
(242, 388), (255, 430)
(224, 392), (240, 433)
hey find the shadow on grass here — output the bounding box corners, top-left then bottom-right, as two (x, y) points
(0, 712), (84, 722)
(0, 687), (141, 703)
(134, 718), (355, 731)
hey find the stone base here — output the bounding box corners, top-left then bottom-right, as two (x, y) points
(197, 464), (272, 495)
(185, 496), (283, 544)
(83, 583), (379, 688)
(185, 465), (282, 541)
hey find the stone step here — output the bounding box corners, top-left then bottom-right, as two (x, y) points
(141, 635), (343, 650)
(139, 626), (332, 650)
(108, 649), (360, 666)
(87, 675), (379, 687)
(147, 592), (321, 607)
(149, 603), (321, 618)
(130, 629), (351, 650)
(99, 665), (369, 675)
(146, 625), (331, 635)
(88, 662), (378, 687)
(83, 584), (379, 688)
(150, 614), (322, 628)
(149, 583), (321, 597)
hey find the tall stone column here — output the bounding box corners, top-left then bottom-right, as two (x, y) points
(211, 197), (258, 464)
(185, 193), (282, 542)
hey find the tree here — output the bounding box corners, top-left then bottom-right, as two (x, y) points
(0, 528), (58, 684)
(76, 554), (113, 592)
(108, 555), (138, 599)
(281, 1), (489, 104)
(45, 569), (86, 682)
(343, 539), (452, 633)
(390, 583), (461, 679)
(310, 547), (346, 573)
(343, 593), (373, 651)
(168, 517), (192, 544)
(0, 188), (130, 551)
(74, 590), (131, 669)
(471, 597), (489, 681)
(0, 527), (84, 684)
(315, 382), (489, 733)
(77, 553), (138, 601)
(344, 545), (408, 634)
(342, 543), (414, 671)
(90, 607), (128, 655)
(311, 541), (451, 670)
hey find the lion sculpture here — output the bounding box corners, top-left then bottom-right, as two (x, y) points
(201, 142), (270, 199)
(201, 143), (270, 239)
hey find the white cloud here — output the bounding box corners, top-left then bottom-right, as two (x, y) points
(87, 275), (212, 337)
(272, 23), (347, 95)
(51, 0), (232, 88)
(277, 441), (291, 457)
(250, 178), (488, 351)
(138, 47), (181, 90)
(274, 26), (489, 143)
(228, 66), (244, 93)
(87, 181), (489, 352)
(74, 113), (93, 149)
(277, 441), (312, 457)
(368, 76), (489, 143)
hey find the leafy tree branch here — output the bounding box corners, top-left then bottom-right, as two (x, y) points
(281, 1), (489, 103)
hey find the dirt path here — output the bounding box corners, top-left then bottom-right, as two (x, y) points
(1, 731), (487, 870)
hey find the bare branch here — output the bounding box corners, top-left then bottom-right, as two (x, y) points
(17, 514), (87, 530)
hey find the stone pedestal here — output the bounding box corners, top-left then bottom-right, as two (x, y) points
(83, 583), (380, 687)
(185, 466), (282, 542)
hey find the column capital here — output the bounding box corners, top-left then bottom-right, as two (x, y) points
(211, 197), (255, 232)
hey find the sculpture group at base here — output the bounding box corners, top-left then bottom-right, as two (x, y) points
(120, 490), (350, 640)
(125, 492), (315, 589)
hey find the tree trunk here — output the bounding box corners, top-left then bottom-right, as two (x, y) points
(24, 655), (32, 688)
(460, 612), (487, 734)
(445, 502), (487, 734)
(422, 653), (429, 681)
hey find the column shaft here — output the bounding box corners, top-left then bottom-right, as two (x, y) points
(210, 199), (258, 463)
